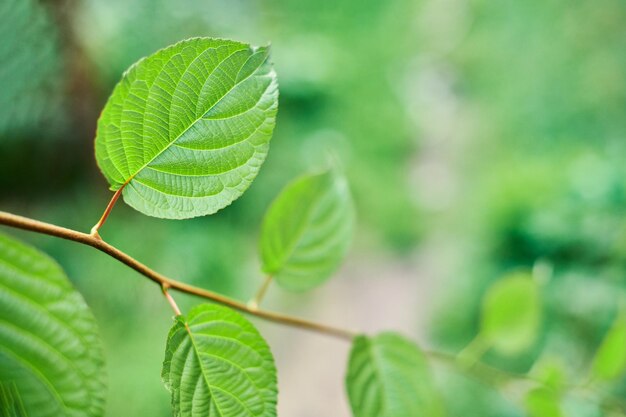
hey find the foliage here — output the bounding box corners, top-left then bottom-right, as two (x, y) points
(162, 304), (277, 417)
(2, 37), (365, 417)
(259, 170), (354, 291)
(0, 233), (105, 417)
(76, 0), (421, 249)
(95, 38), (278, 219)
(2, 0), (626, 414)
(591, 311), (626, 381)
(480, 272), (541, 356)
(346, 333), (443, 417)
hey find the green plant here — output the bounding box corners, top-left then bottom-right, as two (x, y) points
(1, 36), (626, 417)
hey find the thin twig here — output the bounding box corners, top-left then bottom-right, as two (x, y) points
(162, 284), (183, 316)
(426, 349), (537, 386)
(90, 187), (125, 237)
(248, 275), (273, 310)
(0, 210), (357, 341)
(3, 210), (624, 412)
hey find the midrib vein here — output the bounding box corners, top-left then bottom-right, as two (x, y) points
(120, 46), (268, 190)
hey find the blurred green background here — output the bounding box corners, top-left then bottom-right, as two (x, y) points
(2, 0), (626, 416)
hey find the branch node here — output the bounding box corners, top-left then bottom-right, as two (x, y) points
(89, 228), (103, 240)
(162, 286), (182, 317)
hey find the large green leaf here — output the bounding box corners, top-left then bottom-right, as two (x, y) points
(0, 233), (106, 417)
(480, 272), (541, 355)
(259, 170), (354, 291)
(591, 312), (626, 381)
(95, 37), (279, 219)
(345, 332), (444, 417)
(162, 304), (277, 417)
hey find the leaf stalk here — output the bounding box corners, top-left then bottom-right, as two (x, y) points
(248, 275), (273, 310)
(90, 186), (125, 237)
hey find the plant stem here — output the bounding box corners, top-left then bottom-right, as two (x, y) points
(0, 210), (357, 341)
(426, 349), (536, 386)
(248, 275), (273, 310)
(456, 334), (489, 369)
(4, 210), (622, 410)
(162, 284), (182, 316)
(90, 186), (124, 238)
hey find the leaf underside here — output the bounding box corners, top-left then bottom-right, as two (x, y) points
(0, 233), (106, 417)
(95, 37), (279, 219)
(346, 332), (444, 417)
(162, 304), (277, 417)
(259, 170), (354, 291)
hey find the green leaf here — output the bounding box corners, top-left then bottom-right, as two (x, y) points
(480, 272), (541, 355)
(162, 304), (277, 417)
(591, 313), (626, 381)
(95, 37), (279, 219)
(345, 332), (444, 417)
(0, 233), (106, 417)
(524, 387), (563, 417)
(259, 170), (354, 291)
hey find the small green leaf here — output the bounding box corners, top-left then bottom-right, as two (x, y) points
(162, 304), (277, 417)
(345, 332), (444, 417)
(95, 37), (279, 219)
(259, 170), (354, 291)
(525, 387), (563, 417)
(591, 313), (626, 381)
(480, 272), (541, 355)
(0, 233), (106, 417)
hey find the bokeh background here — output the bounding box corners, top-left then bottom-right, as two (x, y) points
(2, 0), (626, 416)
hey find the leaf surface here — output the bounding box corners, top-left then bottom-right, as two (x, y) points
(95, 37), (278, 219)
(0, 233), (106, 417)
(480, 272), (541, 355)
(345, 332), (444, 417)
(0, 382), (28, 417)
(259, 170), (354, 291)
(162, 304), (277, 417)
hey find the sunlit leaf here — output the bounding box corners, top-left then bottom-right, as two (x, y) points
(0, 233), (106, 417)
(345, 332), (444, 417)
(95, 37), (278, 219)
(259, 170), (354, 291)
(162, 304), (277, 417)
(480, 272), (541, 355)
(591, 313), (626, 381)
(525, 387), (563, 417)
